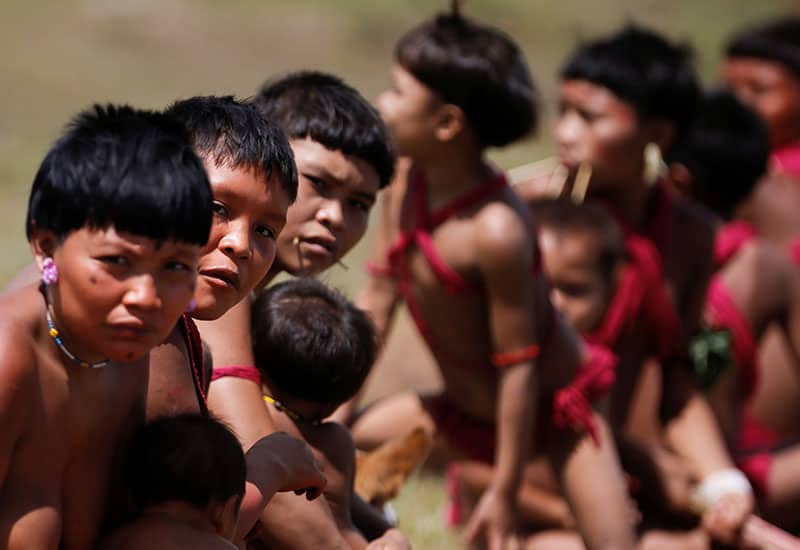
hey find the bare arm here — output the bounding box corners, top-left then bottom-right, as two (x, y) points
(332, 175), (405, 425)
(199, 299), (275, 449)
(465, 205), (538, 546)
(0, 331), (33, 487)
(355, 171), (404, 345)
(661, 224), (753, 544)
(661, 218), (730, 478)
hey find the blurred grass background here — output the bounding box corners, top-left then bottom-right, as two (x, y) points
(1, 1), (796, 547)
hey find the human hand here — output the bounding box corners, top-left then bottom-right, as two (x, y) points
(464, 486), (521, 550)
(702, 491), (753, 545)
(365, 528), (411, 550)
(246, 431), (326, 501)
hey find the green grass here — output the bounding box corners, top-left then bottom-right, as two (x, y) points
(1, 1), (797, 546)
(392, 473), (462, 550)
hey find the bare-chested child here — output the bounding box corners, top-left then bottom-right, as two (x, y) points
(0, 97), (328, 545)
(151, 96), (327, 540)
(101, 414), (246, 550)
(514, 25), (755, 545)
(351, 7), (635, 549)
(668, 91), (800, 531)
(0, 105), (213, 549)
(443, 200), (626, 533)
(244, 277), (411, 550)
(182, 77), (402, 548)
(722, 18), (800, 484)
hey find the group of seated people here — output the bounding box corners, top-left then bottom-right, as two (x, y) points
(2, 3), (800, 549)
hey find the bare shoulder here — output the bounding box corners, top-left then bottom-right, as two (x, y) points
(732, 238), (792, 288)
(0, 287), (43, 398)
(473, 193), (533, 268)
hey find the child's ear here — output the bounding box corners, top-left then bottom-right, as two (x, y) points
(209, 495), (241, 541)
(28, 225), (59, 268)
(434, 104), (467, 143)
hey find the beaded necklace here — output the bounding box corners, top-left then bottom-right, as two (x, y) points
(45, 308), (110, 369)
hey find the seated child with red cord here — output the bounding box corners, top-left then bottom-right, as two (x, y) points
(353, 7), (635, 548)
(515, 26), (754, 545)
(669, 90), (800, 532)
(722, 18), (800, 471)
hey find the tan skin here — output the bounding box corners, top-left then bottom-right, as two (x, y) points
(254, 387), (368, 549)
(722, 56), (800, 450)
(3, 161), (329, 543)
(515, 78), (750, 545)
(140, 160), (329, 543)
(352, 65), (634, 550)
(668, 163), (800, 530)
(0, 226), (200, 549)
(197, 143), (406, 550)
(100, 498), (241, 550)
(450, 227), (692, 547)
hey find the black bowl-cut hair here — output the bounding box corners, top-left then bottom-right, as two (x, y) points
(253, 71), (395, 189)
(669, 90), (769, 219)
(127, 414), (246, 511)
(727, 17), (800, 78)
(167, 95), (298, 202)
(252, 278), (377, 406)
(561, 25), (701, 144)
(395, 11), (538, 148)
(26, 104), (212, 246)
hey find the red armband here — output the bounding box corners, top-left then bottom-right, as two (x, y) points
(491, 344), (540, 368)
(210, 365), (262, 385)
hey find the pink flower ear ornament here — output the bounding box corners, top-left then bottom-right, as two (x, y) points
(42, 257), (59, 285)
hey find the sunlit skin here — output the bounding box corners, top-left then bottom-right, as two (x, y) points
(353, 64), (637, 549)
(539, 228), (615, 334)
(196, 148), (386, 547)
(0, 226), (202, 550)
(516, 71), (753, 544)
(43, 226), (199, 363)
(193, 161), (290, 321)
(555, 79), (652, 195)
(148, 160), (290, 418)
(377, 65), (449, 162)
(269, 139), (380, 280)
(723, 57), (800, 149)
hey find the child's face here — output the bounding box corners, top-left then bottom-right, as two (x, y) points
(275, 138), (380, 276)
(193, 161), (290, 320)
(378, 64), (445, 158)
(42, 226), (199, 363)
(555, 79), (650, 192)
(723, 57), (800, 149)
(539, 227), (613, 334)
